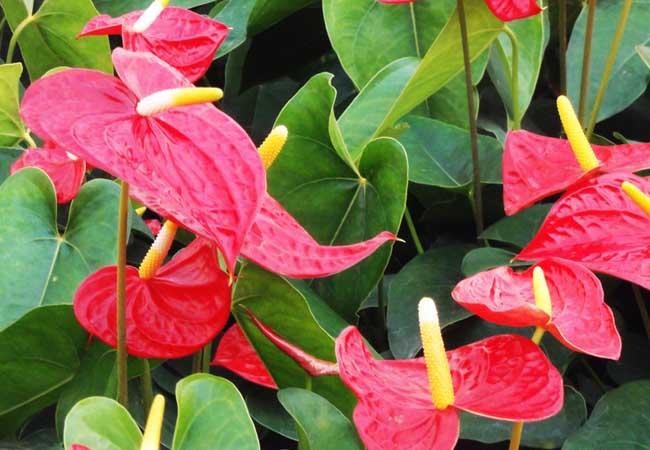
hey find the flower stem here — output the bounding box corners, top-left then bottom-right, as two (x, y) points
(578, 0), (596, 124)
(559, 0), (567, 94)
(502, 25), (520, 129)
(140, 359), (153, 414)
(404, 208), (424, 254)
(509, 326), (545, 450)
(456, 0), (484, 236)
(632, 285), (650, 349)
(6, 14), (34, 64)
(21, 131), (36, 148)
(586, 0), (633, 139)
(201, 341), (212, 373)
(116, 181), (130, 407)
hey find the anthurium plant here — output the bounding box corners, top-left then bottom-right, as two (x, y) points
(0, 0), (649, 448)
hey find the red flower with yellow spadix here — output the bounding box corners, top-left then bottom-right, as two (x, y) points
(336, 298), (563, 450)
(72, 394), (166, 450)
(503, 95), (650, 215)
(20, 48), (266, 274)
(239, 126), (398, 278)
(375, 0), (541, 22)
(516, 172), (650, 290)
(74, 220), (231, 358)
(78, 0), (229, 82)
(452, 259), (621, 359)
(10, 142), (86, 204)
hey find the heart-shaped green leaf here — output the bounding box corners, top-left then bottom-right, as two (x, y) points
(233, 263), (357, 416)
(0, 305), (86, 436)
(563, 380), (650, 449)
(0, 64), (27, 146)
(0, 0), (112, 80)
(0, 168), (129, 329)
(278, 388), (363, 450)
(387, 245), (474, 358)
(268, 73), (407, 320)
(173, 374), (259, 450)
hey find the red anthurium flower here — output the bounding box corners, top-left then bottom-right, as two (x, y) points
(212, 323), (277, 389)
(336, 299), (563, 450)
(517, 172), (650, 290)
(74, 222), (230, 358)
(71, 446), (90, 450)
(375, 0), (541, 21)
(10, 142), (86, 204)
(79, 0), (228, 82)
(452, 258), (621, 359)
(503, 95), (650, 215)
(20, 48), (266, 274)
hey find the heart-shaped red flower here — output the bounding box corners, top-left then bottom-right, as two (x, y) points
(74, 238), (230, 358)
(79, 6), (228, 82)
(503, 130), (650, 215)
(336, 326), (563, 450)
(452, 258), (621, 359)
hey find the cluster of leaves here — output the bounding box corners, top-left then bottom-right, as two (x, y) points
(0, 0), (650, 449)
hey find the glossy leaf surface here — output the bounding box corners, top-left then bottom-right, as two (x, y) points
(0, 169), (126, 329)
(20, 49), (266, 271)
(387, 245), (474, 358)
(74, 239), (231, 358)
(0, 0), (112, 80)
(517, 173), (650, 290)
(0, 63), (27, 146)
(277, 388), (363, 450)
(212, 323), (277, 389)
(11, 144), (86, 204)
(453, 259), (621, 359)
(173, 374), (259, 450)
(503, 130), (650, 215)
(80, 7), (229, 82)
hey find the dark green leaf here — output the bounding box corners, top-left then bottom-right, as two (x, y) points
(480, 204), (552, 248)
(387, 245), (474, 358)
(0, 147), (22, 183)
(247, 388), (298, 441)
(277, 388), (363, 450)
(461, 247), (519, 276)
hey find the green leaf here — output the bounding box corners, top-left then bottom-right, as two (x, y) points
(232, 263), (357, 416)
(248, 0), (315, 35)
(0, 305), (86, 435)
(0, 169), (129, 329)
(63, 397), (142, 450)
(173, 374), (258, 450)
(335, 0), (503, 156)
(0, 147), (22, 183)
(323, 0), (456, 88)
(0, 0), (112, 80)
(278, 388), (363, 450)
(567, 0), (650, 123)
(387, 245), (474, 358)
(247, 388), (298, 441)
(488, 11), (548, 124)
(460, 386), (586, 448)
(0, 429), (62, 449)
(212, 0), (258, 58)
(269, 74), (407, 320)
(0, 64), (27, 146)
(563, 380), (650, 449)
(480, 203), (552, 248)
(461, 247), (519, 276)
(398, 115), (502, 187)
(94, 0), (214, 16)
(637, 44), (650, 68)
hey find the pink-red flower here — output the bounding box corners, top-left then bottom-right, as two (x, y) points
(79, 4), (228, 82)
(376, 0), (542, 22)
(212, 323), (277, 389)
(74, 236), (230, 358)
(452, 258), (621, 359)
(10, 142), (86, 204)
(336, 326), (563, 450)
(517, 172), (650, 290)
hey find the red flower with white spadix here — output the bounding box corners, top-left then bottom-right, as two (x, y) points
(336, 298), (563, 450)
(503, 95), (650, 215)
(79, 0), (229, 82)
(453, 259), (621, 359)
(74, 220), (230, 358)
